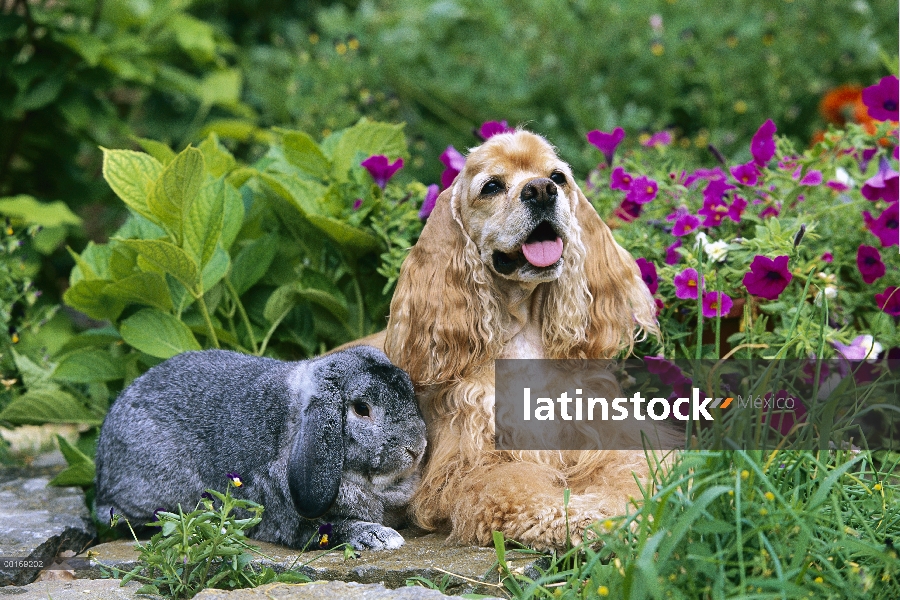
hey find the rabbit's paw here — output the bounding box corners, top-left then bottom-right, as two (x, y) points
(345, 522), (405, 550)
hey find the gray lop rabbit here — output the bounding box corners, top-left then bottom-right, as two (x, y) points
(94, 345), (427, 550)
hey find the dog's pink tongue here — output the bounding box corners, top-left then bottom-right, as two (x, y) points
(521, 237), (563, 267)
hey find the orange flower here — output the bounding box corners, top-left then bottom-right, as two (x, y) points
(819, 85), (878, 133)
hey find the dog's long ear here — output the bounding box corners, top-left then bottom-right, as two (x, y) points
(385, 187), (496, 386)
(572, 186), (658, 358)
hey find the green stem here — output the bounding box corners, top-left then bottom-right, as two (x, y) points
(226, 280), (258, 354)
(193, 288), (220, 349)
(257, 308), (290, 356)
(695, 249), (705, 360)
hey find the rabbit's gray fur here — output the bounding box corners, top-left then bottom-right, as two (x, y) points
(94, 346), (426, 550)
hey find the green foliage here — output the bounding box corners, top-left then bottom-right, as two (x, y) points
(106, 484), (311, 599)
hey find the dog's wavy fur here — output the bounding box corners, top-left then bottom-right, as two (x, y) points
(375, 130), (658, 549)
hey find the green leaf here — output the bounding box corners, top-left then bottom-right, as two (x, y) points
(201, 247), (230, 292)
(53, 348), (124, 383)
(306, 213), (381, 254)
(120, 239), (200, 289)
(63, 280), (125, 321)
(68, 242), (113, 284)
(0, 390), (104, 426)
(229, 235), (278, 296)
(278, 129), (331, 177)
(220, 182), (244, 251)
(58, 31), (107, 66)
(199, 69), (242, 107)
(197, 134), (237, 178)
(184, 177), (226, 266)
(329, 120), (407, 182)
(148, 147), (205, 240)
(120, 309), (202, 358)
(259, 172), (328, 216)
(133, 137), (176, 165)
(0, 195), (82, 227)
(264, 280), (348, 324)
(105, 272), (174, 312)
(169, 13), (216, 62)
(49, 436), (96, 487)
(101, 149), (163, 222)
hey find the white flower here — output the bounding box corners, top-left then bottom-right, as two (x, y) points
(824, 285), (838, 299)
(704, 240), (729, 262)
(694, 231), (709, 248)
(834, 167), (855, 188)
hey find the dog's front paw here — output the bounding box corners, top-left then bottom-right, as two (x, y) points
(345, 522), (405, 550)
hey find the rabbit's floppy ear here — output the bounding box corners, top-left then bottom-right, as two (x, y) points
(288, 367), (344, 519)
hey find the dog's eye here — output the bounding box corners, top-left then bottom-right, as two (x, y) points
(549, 171), (567, 186)
(481, 180), (504, 196)
(352, 402), (371, 418)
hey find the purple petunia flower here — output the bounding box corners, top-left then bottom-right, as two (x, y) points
(751, 119), (777, 166)
(863, 202), (899, 247)
(861, 75), (899, 122)
(876, 286), (900, 316)
(610, 166), (634, 191)
(703, 178), (736, 203)
(799, 170), (823, 186)
(626, 175), (658, 204)
(683, 167), (728, 188)
(672, 213), (700, 236)
(857, 245), (886, 284)
(636, 258), (658, 294)
(479, 120), (515, 140)
(702, 291), (733, 318)
(833, 335), (883, 361)
(361, 155), (403, 189)
(727, 195), (748, 223)
(665, 240), (682, 265)
(614, 198), (643, 222)
(439, 146), (465, 190)
(588, 128), (626, 167)
(822, 252), (833, 263)
(859, 148), (879, 172)
(673, 268), (703, 300)
(730, 162), (760, 186)
(743, 255), (792, 300)
(642, 131), (673, 147)
(419, 184), (439, 220)
(352, 198), (363, 210)
(698, 199), (728, 227)
(759, 204), (781, 219)
(861, 157), (900, 203)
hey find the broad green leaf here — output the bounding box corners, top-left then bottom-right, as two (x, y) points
(53, 348), (124, 383)
(264, 281), (348, 324)
(148, 147), (205, 239)
(120, 309), (202, 358)
(200, 119), (271, 144)
(184, 177), (225, 266)
(68, 242), (113, 284)
(201, 247), (230, 292)
(63, 280), (125, 321)
(0, 390), (104, 426)
(12, 350), (54, 391)
(229, 234), (278, 296)
(259, 172), (327, 216)
(109, 244), (139, 280)
(278, 129), (331, 177)
(58, 31), (106, 66)
(199, 69), (242, 107)
(169, 13), (216, 62)
(120, 239), (200, 289)
(198, 134), (237, 178)
(55, 327), (121, 356)
(113, 211), (167, 240)
(0, 195), (82, 227)
(105, 272), (174, 312)
(329, 120), (407, 182)
(50, 435), (96, 487)
(133, 137), (176, 165)
(220, 182), (244, 251)
(306, 213), (381, 253)
(226, 167), (257, 189)
(101, 149), (163, 222)
(15, 74), (64, 112)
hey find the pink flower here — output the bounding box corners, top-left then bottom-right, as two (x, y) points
(833, 335), (883, 361)
(665, 240), (682, 265)
(759, 204), (780, 219)
(861, 157), (899, 203)
(861, 75), (899, 122)
(698, 198), (728, 227)
(821, 252), (833, 263)
(730, 162), (760, 186)
(588, 128), (626, 167)
(856, 245), (886, 284)
(642, 131), (672, 147)
(614, 198), (643, 222)
(610, 166), (634, 191)
(626, 175), (658, 204)
(479, 120), (515, 140)
(673, 268), (703, 300)
(751, 119), (777, 166)
(361, 155), (403, 189)
(727, 195), (748, 223)
(636, 258), (658, 294)
(799, 170), (823, 186)
(439, 146), (465, 190)
(352, 198), (363, 210)
(702, 291), (733, 318)
(863, 202), (899, 247)
(743, 255), (792, 300)
(672, 213), (700, 236)
(876, 286), (900, 316)
(419, 184), (439, 220)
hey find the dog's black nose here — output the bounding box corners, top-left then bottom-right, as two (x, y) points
(520, 178), (557, 206)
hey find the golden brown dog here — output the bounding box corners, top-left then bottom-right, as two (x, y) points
(355, 130), (658, 550)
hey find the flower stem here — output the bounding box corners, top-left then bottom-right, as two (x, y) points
(193, 288), (220, 349)
(226, 280), (258, 354)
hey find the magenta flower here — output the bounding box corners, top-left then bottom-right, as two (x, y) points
(610, 166), (634, 191)
(863, 202), (899, 247)
(361, 155), (403, 189)
(626, 175), (658, 204)
(765, 390), (806, 436)
(703, 178), (736, 203)
(861, 75), (899, 122)
(672, 213), (700, 236)
(642, 131), (672, 147)
(798, 170), (823, 186)
(588, 128), (626, 167)
(614, 198), (643, 222)
(730, 162), (759, 186)
(683, 167), (728, 188)
(821, 252), (833, 263)
(439, 146), (465, 190)
(727, 195), (748, 223)
(636, 258), (658, 294)
(743, 255), (792, 300)
(479, 120), (515, 140)
(826, 180), (849, 192)
(419, 184), (439, 220)
(673, 268), (703, 299)
(665, 240), (682, 265)
(833, 335), (883, 361)
(759, 204), (781, 219)
(861, 157), (899, 203)
(857, 245), (886, 284)
(352, 198), (363, 210)
(702, 291), (733, 318)
(751, 119), (777, 166)
(698, 198), (728, 227)
(876, 287), (900, 316)
(859, 148), (878, 172)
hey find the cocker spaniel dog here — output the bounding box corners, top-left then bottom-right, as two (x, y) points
(355, 130), (658, 550)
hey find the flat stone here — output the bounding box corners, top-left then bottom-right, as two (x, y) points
(194, 580), (473, 599)
(0, 473), (96, 587)
(83, 530), (532, 596)
(0, 578), (154, 599)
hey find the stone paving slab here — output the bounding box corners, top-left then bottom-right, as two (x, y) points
(0, 473), (96, 587)
(195, 580), (475, 599)
(0, 578), (156, 599)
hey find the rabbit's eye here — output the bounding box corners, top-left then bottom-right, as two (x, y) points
(352, 402), (371, 418)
